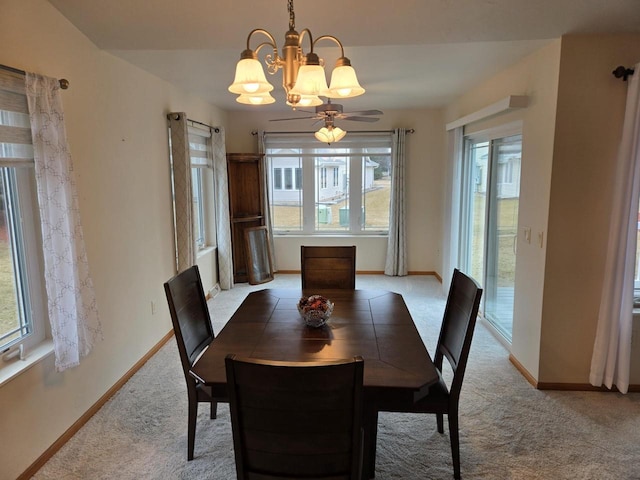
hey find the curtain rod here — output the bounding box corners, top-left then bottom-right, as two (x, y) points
(612, 65), (635, 82)
(0, 63), (69, 89)
(165, 113), (220, 133)
(252, 129), (415, 136)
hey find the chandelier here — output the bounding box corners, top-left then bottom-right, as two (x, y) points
(228, 0), (365, 110)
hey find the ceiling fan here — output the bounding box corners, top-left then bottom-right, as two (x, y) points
(270, 99), (383, 124)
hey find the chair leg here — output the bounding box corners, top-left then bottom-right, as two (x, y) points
(436, 413), (444, 434)
(447, 411), (461, 480)
(210, 400), (217, 419)
(187, 394), (198, 461)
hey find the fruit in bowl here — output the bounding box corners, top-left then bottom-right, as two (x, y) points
(297, 295), (334, 328)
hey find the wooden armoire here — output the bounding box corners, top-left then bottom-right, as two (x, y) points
(226, 153), (265, 283)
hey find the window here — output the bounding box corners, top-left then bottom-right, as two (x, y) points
(274, 167), (282, 189)
(187, 125), (217, 251)
(284, 168), (293, 190)
(264, 132), (393, 234)
(0, 72), (47, 353)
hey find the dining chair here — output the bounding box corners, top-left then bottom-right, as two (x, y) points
(164, 265), (223, 460)
(225, 354), (365, 480)
(301, 245), (356, 289)
(383, 268), (482, 479)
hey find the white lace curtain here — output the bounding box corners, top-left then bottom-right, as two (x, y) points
(590, 64), (640, 394)
(384, 128), (408, 276)
(25, 73), (102, 371)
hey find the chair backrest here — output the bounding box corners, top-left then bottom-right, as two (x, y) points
(225, 355), (365, 480)
(301, 245), (356, 289)
(164, 265), (215, 379)
(435, 268), (483, 399)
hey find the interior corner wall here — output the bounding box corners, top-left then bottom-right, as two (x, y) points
(539, 34), (640, 385)
(224, 108), (445, 274)
(443, 39), (562, 381)
(0, 1), (226, 478)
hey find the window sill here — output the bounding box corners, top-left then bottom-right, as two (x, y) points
(274, 233), (388, 237)
(196, 245), (216, 259)
(0, 339), (54, 388)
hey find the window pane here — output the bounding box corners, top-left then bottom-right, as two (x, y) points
(316, 157), (349, 231)
(295, 168), (302, 190)
(274, 168), (282, 190)
(362, 154), (391, 231)
(269, 155), (302, 231)
(191, 168), (204, 248)
(284, 168), (293, 189)
(0, 168), (31, 348)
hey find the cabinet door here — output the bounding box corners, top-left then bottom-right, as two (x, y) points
(227, 153), (265, 283)
(227, 153), (264, 217)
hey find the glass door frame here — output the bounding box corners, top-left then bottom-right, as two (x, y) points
(458, 122), (523, 343)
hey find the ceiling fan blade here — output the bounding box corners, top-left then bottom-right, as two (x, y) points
(343, 109), (383, 116)
(269, 116), (318, 122)
(342, 116), (380, 122)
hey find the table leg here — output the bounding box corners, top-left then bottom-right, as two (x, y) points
(362, 407), (378, 479)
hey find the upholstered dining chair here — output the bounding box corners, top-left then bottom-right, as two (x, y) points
(383, 268), (482, 479)
(164, 265), (223, 460)
(301, 245), (356, 289)
(225, 355), (365, 480)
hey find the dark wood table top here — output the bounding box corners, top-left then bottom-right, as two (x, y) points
(191, 288), (439, 409)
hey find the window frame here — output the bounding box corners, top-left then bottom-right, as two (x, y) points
(187, 124), (217, 253)
(0, 165), (47, 354)
(264, 132), (393, 236)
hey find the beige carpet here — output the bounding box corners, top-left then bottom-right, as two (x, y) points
(32, 275), (640, 480)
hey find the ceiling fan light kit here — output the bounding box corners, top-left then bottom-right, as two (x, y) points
(228, 0), (366, 143)
(315, 126), (347, 144)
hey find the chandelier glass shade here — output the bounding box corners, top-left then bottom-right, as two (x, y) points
(236, 91), (276, 105)
(228, 0), (364, 108)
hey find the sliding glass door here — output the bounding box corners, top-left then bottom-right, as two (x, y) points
(460, 133), (522, 341)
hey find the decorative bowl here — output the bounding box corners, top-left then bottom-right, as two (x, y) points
(297, 295), (334, 328)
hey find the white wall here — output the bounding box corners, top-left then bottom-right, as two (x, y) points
(540, 34), (640, 384)
(225, 108), (445, 273)
(0, 1), (225, 478)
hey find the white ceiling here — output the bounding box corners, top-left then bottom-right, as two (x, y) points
(48, 0), (640, 114)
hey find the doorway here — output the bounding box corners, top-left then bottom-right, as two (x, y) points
(460, 132), (522, 342)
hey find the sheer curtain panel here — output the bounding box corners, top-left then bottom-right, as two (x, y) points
(26, 72), (102, 371)
(212, 127), (234, 290)
(168, 113), (195, 272)
(384, 128), (408, 276)
(590, 63), (640, 394)
(258, 131), (277, 271)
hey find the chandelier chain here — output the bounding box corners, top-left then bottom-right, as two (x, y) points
(288, 0), (295, 30)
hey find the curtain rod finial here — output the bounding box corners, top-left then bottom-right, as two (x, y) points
(612, 66), (635, 81)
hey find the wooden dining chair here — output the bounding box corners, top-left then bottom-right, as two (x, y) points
(301, 245), (356, 289)
(225, 355), (365, 480)
(383, 268), (482, 479)
(164, 265), (223, 460)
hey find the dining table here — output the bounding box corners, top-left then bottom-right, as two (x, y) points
(190, 287), (440, 479)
